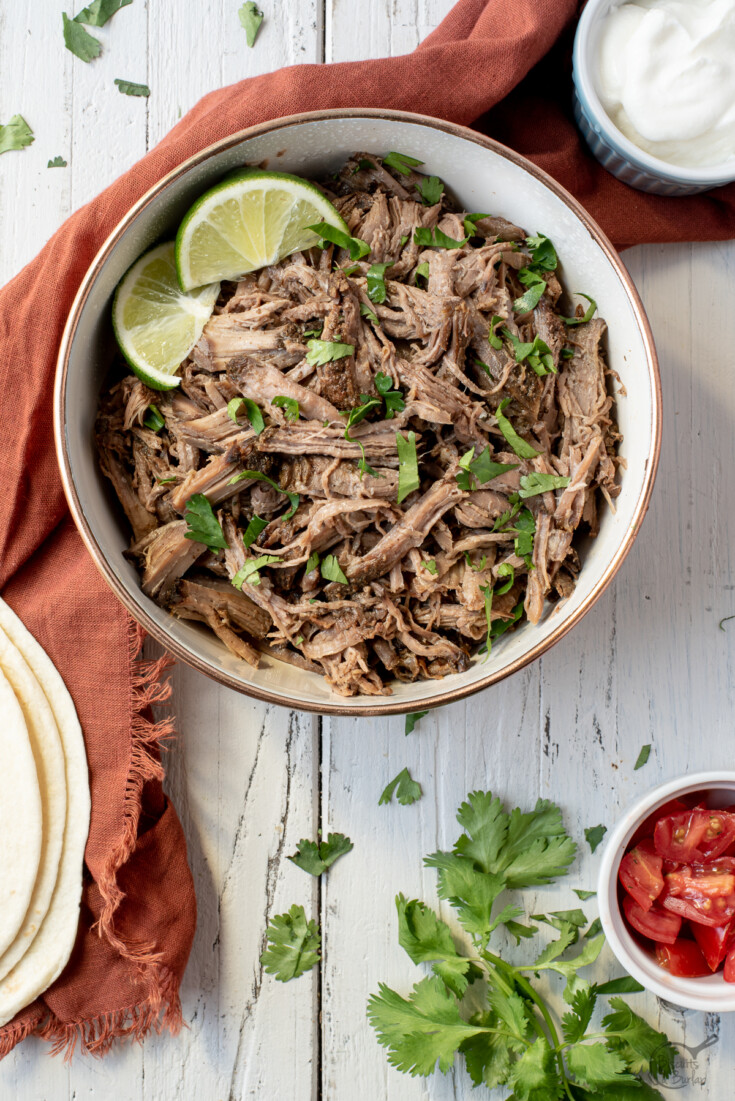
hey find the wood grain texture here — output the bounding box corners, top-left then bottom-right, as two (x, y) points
(2, 0), (735, 1097)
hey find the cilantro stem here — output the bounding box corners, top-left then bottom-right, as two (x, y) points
(483, 950), (574, 1099)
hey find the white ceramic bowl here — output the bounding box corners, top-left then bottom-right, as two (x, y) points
(55, 109), (661, 714)
(573, 0), (735, 196)
(598, 771), (735, 1012)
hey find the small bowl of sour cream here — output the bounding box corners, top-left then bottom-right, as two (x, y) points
(573, 0), (735, 195)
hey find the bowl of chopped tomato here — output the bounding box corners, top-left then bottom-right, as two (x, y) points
(598, 772), (735, 1011)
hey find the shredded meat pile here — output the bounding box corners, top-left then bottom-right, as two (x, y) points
(96, 152), (621, 697)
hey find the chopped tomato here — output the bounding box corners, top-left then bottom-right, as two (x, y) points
(725, 946), (735, 983)
(661, 894), (735, 927)
(661, 859), (735, 927)
(654, 809), (735, 863)
(692, 918), (735, 971)
(622, 895), (681, 944)
(619, 839), (664, 912)
(630, 798), (690, 846)
(656, 939), (711, 978)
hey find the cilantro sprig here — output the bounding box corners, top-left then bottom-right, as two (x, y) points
(307, 221), (370, 261)
(288, 833), (354, 876)
(368, 791), (676, 1095)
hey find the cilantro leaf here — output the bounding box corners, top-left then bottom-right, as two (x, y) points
(306, 221), (370, 260)
(360, 302), (378, 323)
(305, 550), (319, 574)
(595, 976), (645, 994)
(414, 260), (430, 284)
(288, 832), (353, 876)
(460, 1026), (514, 1089)
(502, 328), (556, 376)
(495, 562), (514, 594)
(47, 155), (67, 167)
(379, 768), (422, 806)
(228, 469), (299, 518)
(238, 1), (264, 46)
(305, 339), (354, 367)
(586, 917), (603, 939)
(396, 430), (419, 504)
(374, 371), (405, 417)
(585, 824), (607, 854)
(142, 404), (164, 432)
(114, 79), (150, 97)
(405, 710), (428, 735)
(525, 233), (557, 272)
(415, 175), (444, 206)
(488, 315), (504, 349)
(242, 513), (268, 550)
(562, 981), (597, 1043)
(602, 998), (676, 1079)
(495, 398), (539, 459)
(271, 395), (300, 422)
(0, 115), (34, 155)
(367, 976), (485, 1076)
(367, 260), (394, 303)
(574, 889), (597, 901)
(231, 553), (281, 589)
(463, 212), (490, 238)
(414, 226), (469, 250)
(320, 554), (348, 585)
(513, 269), (546, 313)
(383, 150), (424, 176)
(226, 395), (265, 434)
(396, 895), (480, 998)
(512, 507), (536, 566)
(518, 472), (571, 499)
(508, 1036), (561, 1100)
(343, 396), (381, 432)
(564, 293), (597, 327)
(74, 0), (131, 26)
(634, 744), (651, 770)
(62, 12), (101, 61)
(183, 494), (228, 550)
(566, 1043), (634, 1089)
(260, 903), (320, 981)
(456, 445), (518, 492)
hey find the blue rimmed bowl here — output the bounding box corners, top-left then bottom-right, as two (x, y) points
(573, 0), (735, 197)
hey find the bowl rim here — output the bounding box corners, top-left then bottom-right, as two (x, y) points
(597, 771), (735, 1011)
(53, 106), (662, 715)
(573, 0), (735, 186)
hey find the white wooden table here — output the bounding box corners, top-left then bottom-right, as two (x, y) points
(2, 1), (734, 1097)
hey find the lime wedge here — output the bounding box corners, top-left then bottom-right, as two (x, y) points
(175, 169), (349, 291)
(112, 242), (219, 390)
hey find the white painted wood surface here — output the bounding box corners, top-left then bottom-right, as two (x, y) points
(2, 1), (734, 1097)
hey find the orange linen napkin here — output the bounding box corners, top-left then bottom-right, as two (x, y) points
(2, 0), (733, 1060)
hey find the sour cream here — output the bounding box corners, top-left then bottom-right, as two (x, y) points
(596, 0), (735, 168)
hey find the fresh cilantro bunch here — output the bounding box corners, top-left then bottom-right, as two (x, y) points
(367, 791), (676, 1098)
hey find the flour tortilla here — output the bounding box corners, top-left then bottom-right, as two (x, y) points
(0, 598), (90, 1027)
(0, 625), (67, 981)
(0, 665), (42, 959)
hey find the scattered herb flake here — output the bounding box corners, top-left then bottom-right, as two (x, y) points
(414, 226), (469, 250)
(415, 175), (444, 206)
(463, 212), (490, 237)
(375, 372), (405, 417)
(495, 562), (514, 594)
(367, 260), (394, 303)
(405, 711), (428, 735)
(422, 560), (438, 576)
(525, 233), (557, 272)
(513, 269), (546, 313)
(321, 554), (348, 585)
(518, 472), (571, 499)
(379, 768), (422, 806)
(360, 302), (379, 323)
(456, 445), (518, 492)
(574, 889), (597, 901)
(74, 0), (132, 26)
(414, 261), (430, 285)
(231, 553), (281, 589)
(114, 78), (150, 97)
(226, 395), (265, 434)
(305, 551), (320, 574)
(238, 0), (264, 46)
(288, 832), (354, 876)
(142, 404), (164, 432)
(383, 150), (424, 176)
(495, 398), (540, 459)
(564, 293), (598, 327)
(62, 12), (102, 62)
(272, 395), (300, 422)
(634, 744), (651, 771)
(0, 115), (34, 155)
(306, 220), (370, 260)
(260, 904), (320, 982)
(399, 233), (409, 247)
(183, 493), (228, 551)
(585, 824), (607, 854)
(396, 430), (419, 504)
(242, 513), (268, 550)
(47, 155), (67, 167)
(305, 339), (354, 367)
(561, 347), (575, 360)
(488, 315), (504, 350)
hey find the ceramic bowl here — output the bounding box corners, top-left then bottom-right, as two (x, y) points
(54, 109), (661, 714)
(573, 0), (735, 196)
(598, 772), (735, 1012)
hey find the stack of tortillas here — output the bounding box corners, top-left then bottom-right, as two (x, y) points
(0, 595), (90, 1027)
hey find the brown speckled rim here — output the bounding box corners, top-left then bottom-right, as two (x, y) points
(54, 108), (662, 716)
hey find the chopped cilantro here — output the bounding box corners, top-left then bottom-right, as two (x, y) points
(360, 302), (379, 323)
(271, 395), (300, 422)
(383, 151), (424, 176)
(321, 554), (348, 585)
(502, 328), (556, 376)
(231, 553), (281, 589)
(288, 833), (353, 876)
(463, 212), (490, 237)
(564, 293), (598, 327)
(47, 155), (67, 167)
(518, 472), (571, 499)
(414, 260), (430, 285)
(62, 12), (101, 61)
(488, 315), (504, 350)
(399, 233), (409, 247)
(226, 395), (265, 434)
(305, 339), (354, 367)
(114, 79), (150, 97)
(422, 560), (438, 576)
(561, 347), (575, 360)
(414, 226), (469, 250)
(238, 1), (264, 46)
(396, 430), (419, 504)
(74, 0), (131, 25)
(228, 469), (299, 519)
(183, 494), (228, 551)
(307, 220), (370, 260)
(0, 115), (34, 155)
(585, 824), (607, 853)
(513, 508), (536, 567)
(513, 268), (546, 313)
(574, 889), (597, 901)
(305, 550), (320, 574)
(495, 398), (540, 459)
(495, 562), (514, 594)
(242, 513), (268, 550)
(367, 260), (394, 303)
(379, 767), (422, 806)
(479, 583), (494, 658)
(525, 233), (557, 272)
(634, 744), (651, 771)
(142, 404), (164, 432)
(456, 445), (517, 492)
(415, 175), (444, 206)
(375, 372), (405, 418)
(405, 711), (428, 735)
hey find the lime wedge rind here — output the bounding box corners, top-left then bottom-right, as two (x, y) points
(174, 170), (349, 292)
(112, 242), (219, 391)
